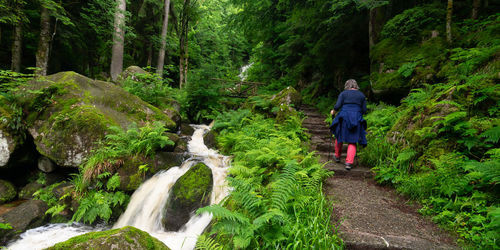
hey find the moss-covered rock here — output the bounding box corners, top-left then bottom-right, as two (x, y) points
(46, 226), (170, 250)
(21, 71), (176, 168)
(163, 162), (212, 231)
(0, 180), (16, 204)
(271, 86), (302, 108)
(117, 66), (149, 83)
(19, 182), (44, 200)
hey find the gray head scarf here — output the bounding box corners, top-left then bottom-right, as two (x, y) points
(344, 79), (359, 90)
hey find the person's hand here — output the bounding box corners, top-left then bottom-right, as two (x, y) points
(330, 109), (335, 115)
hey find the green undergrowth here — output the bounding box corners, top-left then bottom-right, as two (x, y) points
(360, 13), (499, 248)
(359, 81), (499, 248)
(122, 72), (183, 111)
(371, 13), (499, 93)
(196, 108), (342, 249)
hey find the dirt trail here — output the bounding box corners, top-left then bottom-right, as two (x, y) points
(300, 105), (457, 250)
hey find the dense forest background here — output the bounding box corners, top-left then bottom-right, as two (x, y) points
(0, 0), (499, 248)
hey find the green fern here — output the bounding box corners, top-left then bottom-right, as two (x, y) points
(195, 235), (223, 250)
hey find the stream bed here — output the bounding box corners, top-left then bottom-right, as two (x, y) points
(7, 125), (230, 250)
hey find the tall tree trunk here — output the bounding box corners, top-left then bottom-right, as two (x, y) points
(110, 0), (126, 81)
(147, 42), (153, 67)
(156, 0), (171, 76)
(446, 0), (453, 43)
(369, 8), (376, 49)
(471, 0), (480, 19)
(36, 6), (51, 76)
(11, 23), (23, 72)
(179, 0), (190, 89)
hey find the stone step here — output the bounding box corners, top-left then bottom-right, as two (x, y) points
(324, 162), (373, 178)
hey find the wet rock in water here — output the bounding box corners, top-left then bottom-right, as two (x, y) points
(0, 199), (48, 244)
(163, 162), (213, 231)
(18, 182), (44, 200)
(45, 226), (170, 250)
(152, 152), (186, 173)
(22, 71), (176, 168)
(203, 130), (217, 149)
(0, 180), (16, 204)
(173, 138), (188, 153)
(180, 123), (195, 136)
(38, 156), (56, 173)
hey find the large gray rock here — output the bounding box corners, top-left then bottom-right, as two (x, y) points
(0, 199), (48, 245)
(0, 130), (15, 168)
(38, 156), (56, 173)
(0, 180), (16, 204)
(22, 71), (176, 168)
(162, 162), (212, 231)
(117, 66), (148, 83)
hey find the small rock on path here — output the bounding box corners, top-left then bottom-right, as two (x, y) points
(300, 105), (457, 250)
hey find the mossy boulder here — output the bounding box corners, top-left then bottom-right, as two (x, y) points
(0, 180), (16, 204)
(21, 71), (176, 168)
(46, 226), (170, 250)
(370, 37), (447, 103)
(270, 87), (302, 123)
(19, 182), (44, 200)
(117, 66), (149, 83)
(163, 162), (213, 231)
(271, 86), (302, 108)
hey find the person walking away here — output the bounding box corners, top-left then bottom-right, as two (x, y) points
(329, 79), (367, 170)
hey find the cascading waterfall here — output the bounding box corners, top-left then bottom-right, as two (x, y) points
(7, 125), (230, 250)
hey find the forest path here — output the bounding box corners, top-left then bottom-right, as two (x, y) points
(299, 105), (457, 250)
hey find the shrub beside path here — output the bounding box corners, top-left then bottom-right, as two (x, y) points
(300, 105), (457, 250)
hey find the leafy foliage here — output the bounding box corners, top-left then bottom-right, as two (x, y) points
(198, 108), (341, 249)
(122, 72), (179, 109)
(381, 4), (445, 42)
(82, 121), (173, 182)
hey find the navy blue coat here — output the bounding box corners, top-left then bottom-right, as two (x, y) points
(329, 90), (367, 145)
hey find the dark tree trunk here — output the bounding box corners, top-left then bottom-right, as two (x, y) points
(179, 0), (190, 89)
(36, 6), (51, 76)
(11, 23), (23, 72)
(147, 42), (153, 67)
(110, 0), (126, 81)
(369, 8), (376, 49)
(156, 0), (171, 76)
(471, 0), (480, 19)
(446, 0), (453, 43)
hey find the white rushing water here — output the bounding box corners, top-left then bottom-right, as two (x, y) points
(7, 125), (230, 250)
(238, 63), (253, 81)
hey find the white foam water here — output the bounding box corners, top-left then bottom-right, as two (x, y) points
(7, 125), (230, 250)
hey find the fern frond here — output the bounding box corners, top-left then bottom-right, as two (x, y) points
(195, 235), (223, 250)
